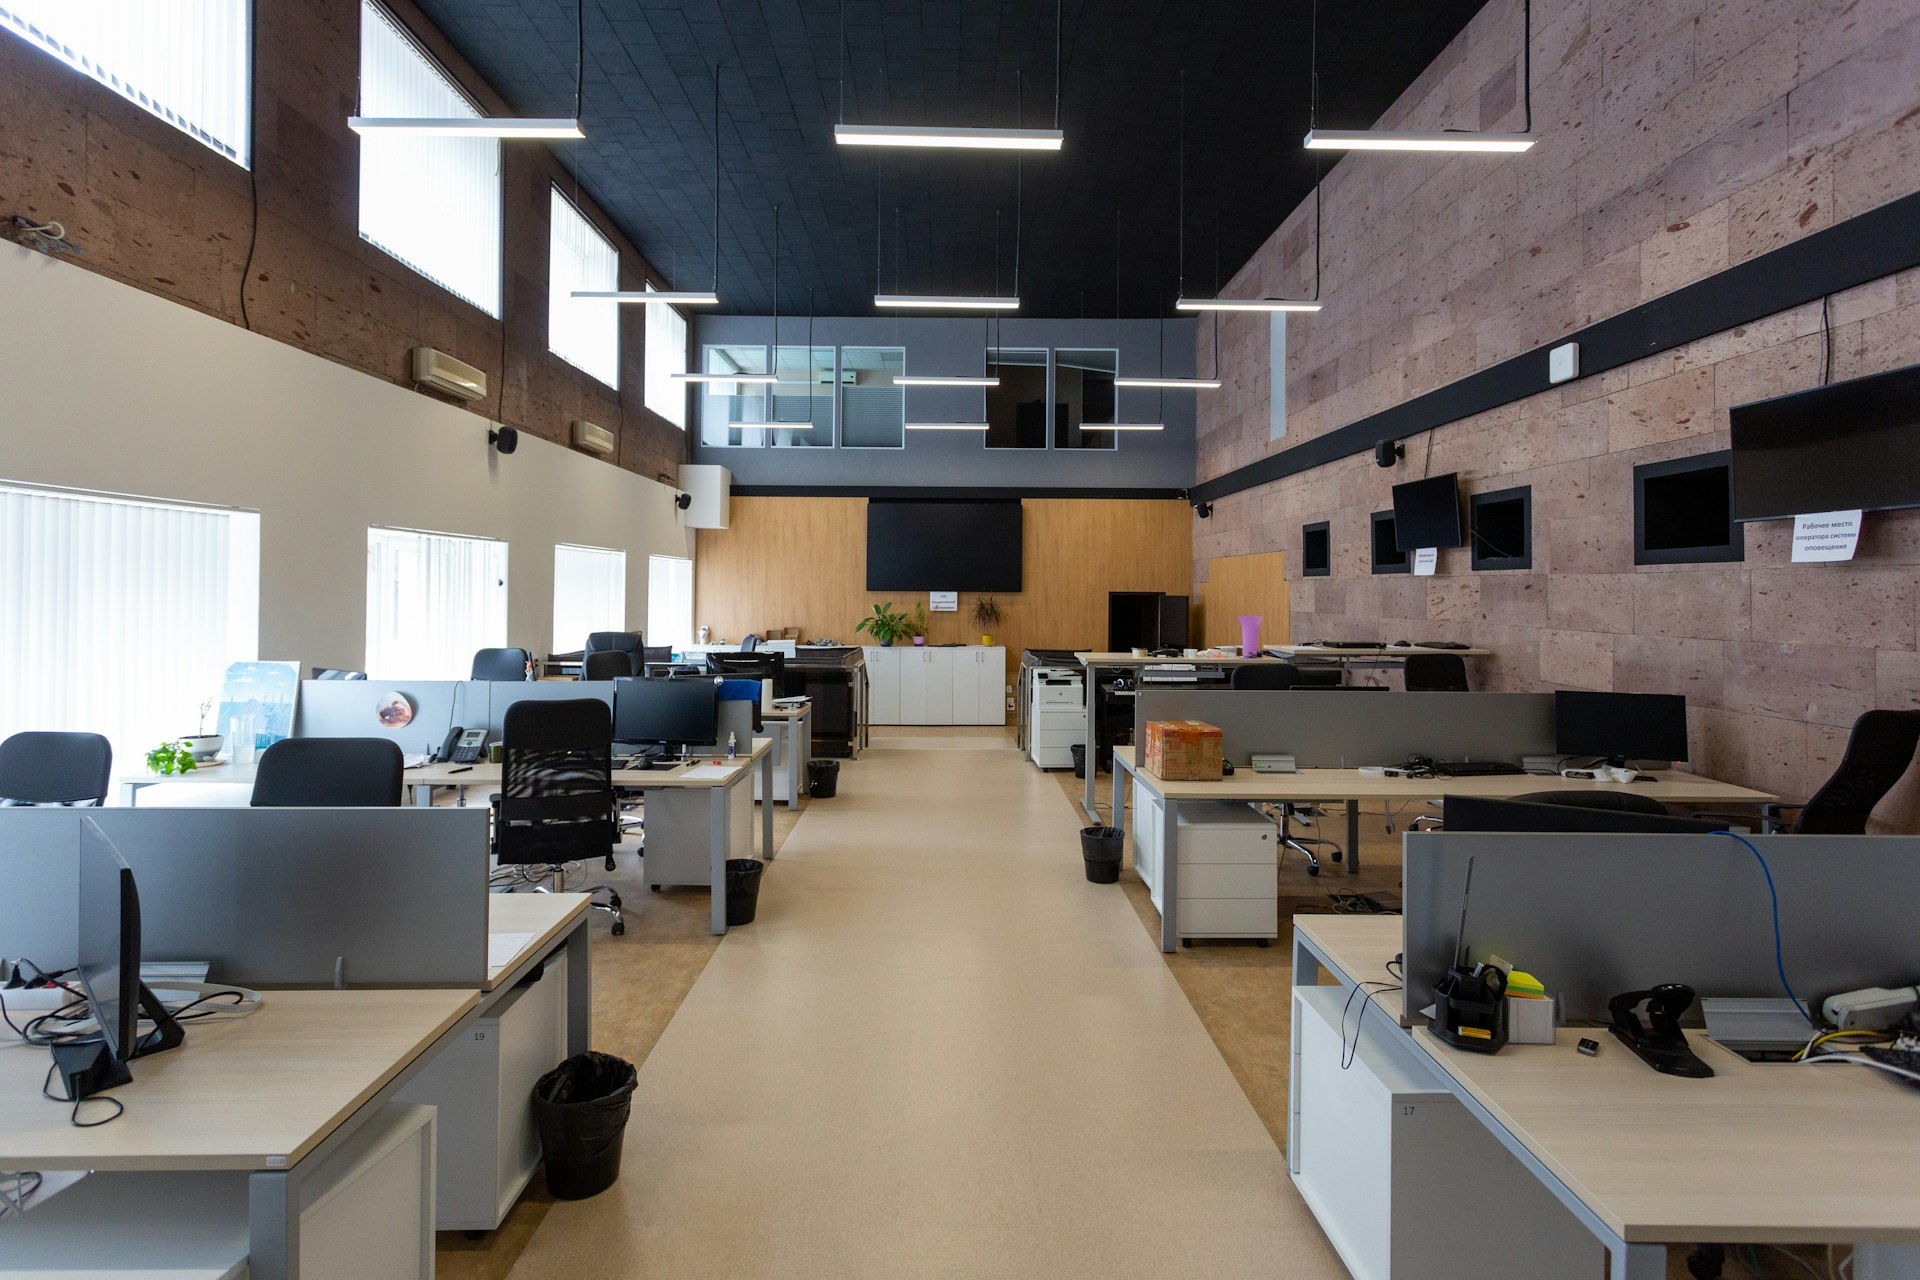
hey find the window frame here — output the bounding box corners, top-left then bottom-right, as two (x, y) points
(551, 542), (627, 655)
(546, 186), (621, 390)
(364, 524), (509, 680)
(644, 284), (690, 429)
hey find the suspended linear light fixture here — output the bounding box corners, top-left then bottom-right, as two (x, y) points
(650, 65), (732, 312)
(1302, 0), (1534, 153)
(352, 0), (585, 137)
(894, 375), (1000, 386)
(904, 421), (992, 431)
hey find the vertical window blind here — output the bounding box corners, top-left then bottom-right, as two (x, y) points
(365, 527), (507, 679)
(646, 555), (694, 650)
(356, 0), (501, 316)
(548, 188), (620, 388)
(552, 543), (625, 654)
(644, 286), (689, 428)
(0, 0), (251, 166)
(0, 484), (260, 775)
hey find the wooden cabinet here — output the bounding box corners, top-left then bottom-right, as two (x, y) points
(865, 646), (1005, 726)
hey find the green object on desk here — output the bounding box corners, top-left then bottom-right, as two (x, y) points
(145, 740), (198, 776)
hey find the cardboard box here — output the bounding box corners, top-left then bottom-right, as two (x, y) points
(1144, 719), (1224, 781)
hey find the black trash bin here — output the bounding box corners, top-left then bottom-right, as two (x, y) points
(725, 857), (765, 925)
(1080, 826), (1123, 884)
(807, 758), (840, 798)
(1070, 743), (1087, 779)
(531, 1051), (638, 1200)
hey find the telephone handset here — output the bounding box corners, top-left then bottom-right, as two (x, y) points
(438, 726), (487, 764)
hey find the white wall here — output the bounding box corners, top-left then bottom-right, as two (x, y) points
(0, 247), (693, 672)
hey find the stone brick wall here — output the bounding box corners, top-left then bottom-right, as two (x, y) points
(1196, 0), (1920, 798)
(0, 0), (688, 485)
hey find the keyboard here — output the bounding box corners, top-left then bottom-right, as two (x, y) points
(1417, 640), (1471, 650)
(1863, 1044), (1920, 1089)
(1436, 760), (1526, 777)
(1308, 640), (1385, 650)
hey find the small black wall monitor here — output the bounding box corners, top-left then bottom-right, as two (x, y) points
(1302, 522), (1331, 577)
(1730, 363), (1920, 521)
(1391, 473), (1464, 551)
(1370, 511), (1409, 574)
(1554, 691), (1690, 766)
(1469, 486), (1531, 571)
(1635, 451), (1743, 565)
(866, 500), (1023, 592)
(614, 677), (719, 752)
(1439, 795), (1729, 835)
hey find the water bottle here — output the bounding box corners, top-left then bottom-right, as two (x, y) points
(726, 731), (738, 760)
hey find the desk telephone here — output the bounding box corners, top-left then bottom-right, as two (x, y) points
(438, 726), (488, 764)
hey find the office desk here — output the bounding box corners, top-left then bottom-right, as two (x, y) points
(1111, 749), (1774, 951)
(120, 760), (256, 805)
(0, 988), (477, 1279)
(1266, 642), (1492, 668)
(760, 704), (813, 808)
(487, 893), (591, 1047)
(1291, 916), (1920, 1278)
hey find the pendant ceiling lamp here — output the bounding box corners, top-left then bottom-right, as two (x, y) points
(351, 0), (585, 138)
(1303, 0), (1534, 153)
(836, 0), (1064, 152)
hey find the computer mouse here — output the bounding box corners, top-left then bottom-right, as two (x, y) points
(635, 756), (654, 771)
(1391, 640), (1411, 647)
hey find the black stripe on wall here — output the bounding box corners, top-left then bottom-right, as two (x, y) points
(1191, 190), (1920, 505)
(730, 485), (1188, 501)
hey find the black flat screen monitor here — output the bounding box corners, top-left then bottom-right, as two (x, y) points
(706, 652), (785, 684)
(614, 677), (718, 751)
(866, 500), (1022, 592)
(1730, 363), (1920, 521)
(1391, 474), (1464, 550)
(1440, 795), (1727, 835)
(1554, 690), (1689, 765)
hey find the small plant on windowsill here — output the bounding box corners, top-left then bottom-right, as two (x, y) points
(970, 596), (1003, 646)
(146, 741), (198, 777)
(855, 602), (914, 647)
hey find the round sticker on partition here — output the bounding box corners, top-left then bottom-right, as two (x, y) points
(376, 692), (414, 728)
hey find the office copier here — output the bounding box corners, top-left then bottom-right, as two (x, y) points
(1026, 664), (1084, 769)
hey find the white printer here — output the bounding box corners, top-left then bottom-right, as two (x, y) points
(1027, 665), (1084, 769)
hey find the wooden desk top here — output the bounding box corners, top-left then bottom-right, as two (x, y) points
(122, 761), (257, 786)
(763, 704), (812, 720)
(487, 893), (589, 991)
(1074, 651), (1283, 666)
(1115, 749), (1775, 806)
(410, 737), (772, 790)
(0, 988), (477, 1172)
(1293, 916), (1920, 1244)
(1269, 643), (1492, 658)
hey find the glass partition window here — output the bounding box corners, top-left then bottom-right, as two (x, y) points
(840, 347), (905, 448)
(547, 188), (619, 388)
(985, 348), (1048, 450)
(552, 544), (626, 654)
(0, 483), (259, 774)
(770, 346), (835, 447)
(696, 344), (771, 447)
(644, 285), (689, 428)
(1054, 349), (1118, 450)
(366, 527), (507, 678)
(647, 555), (694, 649)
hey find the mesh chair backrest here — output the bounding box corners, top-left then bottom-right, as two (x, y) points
(1797, 710), (1920, 835)
(472, 647), (531, 680)
(251, 738), (403, 806)
(583, 649), (636, 680)
(1513, 789), (1671, 816)
(0, 731), (113, 805)
(1404, 653), (1470, 692)
(1231, 663), (1303, 690)
(498, 699), (614, 864)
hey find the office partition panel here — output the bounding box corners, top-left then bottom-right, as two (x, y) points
(1134, 690), (1556, 767)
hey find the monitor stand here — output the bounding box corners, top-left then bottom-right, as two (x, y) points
(51, 981), (185, 1101)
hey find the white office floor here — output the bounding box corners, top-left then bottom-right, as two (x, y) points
(502, 727), (1347, 1278)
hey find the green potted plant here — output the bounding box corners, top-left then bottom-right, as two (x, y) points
(181, 696), (223, 762)
(854, 601), (914, 647)
(909, 602), (929, 646)
(970, 596), (1003, 646)
(146, 740), (199, 777)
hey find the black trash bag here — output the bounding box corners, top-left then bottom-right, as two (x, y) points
(725, 857), (765, 926)
(531, 1051), (638, 1200)
(1080, 825), (1123, 884)
(806, 758), (840, 798)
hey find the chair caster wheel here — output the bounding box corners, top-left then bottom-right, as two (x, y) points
(604, 856), (616, 871)
(650, 885), (663, 893)
(611, 920), (625, 936)
(1331, 852), (1343, 863)
(1257, 938), (1270, 948)
(1181, 939), (1193, 948)
(1686, 1244), (1725, 1279)
(606, 892), (622, 908)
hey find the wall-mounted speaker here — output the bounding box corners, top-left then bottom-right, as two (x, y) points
(1374, 440), (1404, 468)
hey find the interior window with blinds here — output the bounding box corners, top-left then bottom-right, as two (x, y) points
(646, 555), (694, 650)
(0, 484), (260, 773)
(366, 527), (508, 679)
(0, 1), (251, 166)
(548, 188), (619, 388)
(356, 0), (501, 316)
(552, 544), (626, 655)
(645, 286), (689, 429)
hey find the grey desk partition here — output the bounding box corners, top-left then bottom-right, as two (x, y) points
(1402, 831), (1920, 1024)
(297, 679), (486, 755)
(485, 680), (614, 737)
(1134, 690), (1557, 767)
(0, 807), (489, 987)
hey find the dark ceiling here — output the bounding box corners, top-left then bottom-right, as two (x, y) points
(414, 0), (1487, 317)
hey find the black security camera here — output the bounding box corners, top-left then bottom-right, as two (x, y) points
(674, 492), (693, 511)
(489, 426), (519, 455)
(1193, 501), (1214, 519)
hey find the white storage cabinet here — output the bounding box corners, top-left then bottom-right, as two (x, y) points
(862, 646), (1005, 725)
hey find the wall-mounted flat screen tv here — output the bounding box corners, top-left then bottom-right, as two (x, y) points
(1391, 473), (1464, 551)
(866, 500), (1023, 592)
(1730, 363), (1920, 521)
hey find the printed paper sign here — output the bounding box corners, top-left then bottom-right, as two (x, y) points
(1791, 510), (1862, 563)
(929, 591), (959, 612)
(1412, 547), (1438, 577)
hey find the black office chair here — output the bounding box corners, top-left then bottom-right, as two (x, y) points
(583, 631), (643, 677)
(490, 698), (624, 934)
(0, 731), (113, 806)
(1512, 789), (1673, 816)
(643, 646), (673, 665)
(1292, 667), (1345, 688)
(583, 650), (634, 681)
(251, 738), (403, 807)
(472, 647), (532, 681)
(1702, 709), (1920, 835)
(740, 633), (761, 652)
(1231, 663), (1304, 690)
(1404, 653), (1470, 692)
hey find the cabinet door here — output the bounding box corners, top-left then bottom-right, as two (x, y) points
(922, 649), (956, 724)
(897, 648), (928, 724)
(865, 647), (901, 724)
(976, 648), (1007, 725)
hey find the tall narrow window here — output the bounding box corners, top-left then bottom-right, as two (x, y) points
(552, 544), (626, 653)
(0, 1), (251, 165)
(548, 188), (619, 388)
(644, 285), (689, 428)
(0, 483), (260, 772)
(647, 555), (694, 650)
(356, 0), (501, 316)
(366, 527), (507, 679)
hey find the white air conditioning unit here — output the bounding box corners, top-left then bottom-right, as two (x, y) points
(677, 464), (731, 529)
(411, 347), (487, 402)
(571, 419), (615, 455)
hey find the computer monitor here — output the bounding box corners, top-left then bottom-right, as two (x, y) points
(1439, 795), (1728, 835)
(1554, 690), (1690, 766)
(54, 818), (183, 1101)
(613, 677), (719, 754)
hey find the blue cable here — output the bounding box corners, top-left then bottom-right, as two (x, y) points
(1712, 828), (1815, 1026)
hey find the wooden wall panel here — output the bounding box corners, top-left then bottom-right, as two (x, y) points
(1197, 552), (1291, 649)
(695, 497), (1192, 684)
